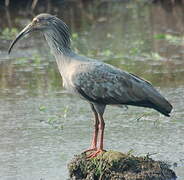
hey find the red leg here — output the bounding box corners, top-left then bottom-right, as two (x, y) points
(89, 114), (99, 150)
(87, 114), (105, 158)
(99, 115), (105, 150)
(84, 104), (99, 152)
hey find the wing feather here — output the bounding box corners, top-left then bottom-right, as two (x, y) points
(73, 62), (149, 105)
(70, 59), (172, 116)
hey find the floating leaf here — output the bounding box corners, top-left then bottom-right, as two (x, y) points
(72, 33), (78, 39)
(39, 105), (46, 112)
(154, 34), (166, 39)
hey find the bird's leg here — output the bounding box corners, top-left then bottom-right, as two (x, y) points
(84, 104), (99, 152)
(98, 114), (105, 151)
(87, 114), (106, 158)
(89, 112), (99, 150)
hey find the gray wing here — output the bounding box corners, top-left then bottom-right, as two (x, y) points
(72, 62), (172, 116)
(73, 62), (151, 104)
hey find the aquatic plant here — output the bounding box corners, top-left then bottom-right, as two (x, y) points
(39, 105), (69, 130)
(0, 27), (18, 40)
(154, 34), (184, 46)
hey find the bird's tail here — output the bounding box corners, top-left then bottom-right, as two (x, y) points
(149, 99), (172, 117)
(148, 90), (173, 117)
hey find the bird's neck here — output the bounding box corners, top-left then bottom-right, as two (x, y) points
(44, 30), (72, 57)
(44, 31), (76, 77)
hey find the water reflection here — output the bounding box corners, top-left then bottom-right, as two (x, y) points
(0, 1), (184, 180)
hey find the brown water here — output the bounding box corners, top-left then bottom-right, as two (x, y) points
(0, 1), (184, 180)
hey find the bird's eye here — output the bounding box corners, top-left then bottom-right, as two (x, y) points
(33, 18), (39, 23)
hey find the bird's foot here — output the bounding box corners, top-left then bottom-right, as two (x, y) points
(83, 148), (97, 153)
(86, 149), (106, 158)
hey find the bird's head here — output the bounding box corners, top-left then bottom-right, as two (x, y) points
(8, 13), (71, 54)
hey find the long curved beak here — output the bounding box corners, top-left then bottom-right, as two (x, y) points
(8, 23), (34, 54)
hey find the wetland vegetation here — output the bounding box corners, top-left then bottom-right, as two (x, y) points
(0, 0), (184, 179)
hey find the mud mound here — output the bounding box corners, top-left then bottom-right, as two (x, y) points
(68, 151), (176, 180)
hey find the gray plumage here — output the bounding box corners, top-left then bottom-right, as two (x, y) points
(36, 13), (172, 116)
(8, 13), (173, 155)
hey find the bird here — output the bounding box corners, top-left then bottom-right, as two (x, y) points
(8, 13), (173, 157)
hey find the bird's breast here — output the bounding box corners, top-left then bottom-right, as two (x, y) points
(62, 76), (76, 94)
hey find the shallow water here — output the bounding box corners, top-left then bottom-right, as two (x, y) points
(0, 1), (184, 180)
